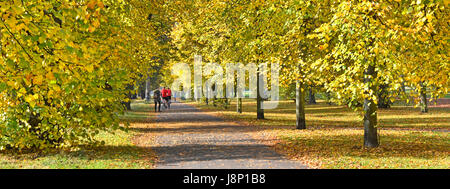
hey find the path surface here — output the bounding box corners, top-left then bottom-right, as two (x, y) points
(152, 102), (307, 169)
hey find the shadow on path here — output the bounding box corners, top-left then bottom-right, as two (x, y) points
(152, 102), (308, 169)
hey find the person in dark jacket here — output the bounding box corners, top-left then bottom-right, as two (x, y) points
(153, 89), (162, 112)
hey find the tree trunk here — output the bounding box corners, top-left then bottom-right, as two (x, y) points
(223, 97), (229, 109)
(308, 87), (316, 104)
(296, 81), (306, 129)
(363, 64), (379, 148)
(205, 86), (209, 105)
(377, 83), (391, 109)
(420, 82), (428, 113)
(325, 91), (332, 105)
(235, 74), (242, 113)
(400, 77), (408, 105)
(145, 77), (150, 101)
(212, 84), (217, 107)
(256, 64), (264, 119)
(237, 98), (242, 113)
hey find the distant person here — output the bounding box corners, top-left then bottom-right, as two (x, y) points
(153, 88), (162, 112)
(167, 87), (172, 109)
(161, 87), (168, 109)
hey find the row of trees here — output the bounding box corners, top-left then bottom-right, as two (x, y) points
(0, 0), (447, 150)
(165, 0), (448, 148)
(0, 0), (166, 150)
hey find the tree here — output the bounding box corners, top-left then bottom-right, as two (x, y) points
(0, 0), (164, 150)
(377, 82), (391, 109)
(276, 0), (331, 129)
(396, 1), (449, 113)
(313, 0), (448, 148)
(308, 87), (317, 104)
(314, 1), (399, 148)
(167, 0), (279, 119)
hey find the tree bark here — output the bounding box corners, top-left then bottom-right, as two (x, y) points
(308, 87), (316, 104)
(363, 64), (379, 148)
(420, 82), (428, 113)
(205, 86), (209, 105)
(256, 64), (264, 119)
(296, 80), (306, 129)
(223, 97), (229, 109)
(237, 98), (242, 113)
(145, 77), (150, 101)
(212, 84), (217, 107)
(377, 83), (391, 109)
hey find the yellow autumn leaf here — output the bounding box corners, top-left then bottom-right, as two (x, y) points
(86, 64), (94, 72)
(87, 0), (97, 10)
(88, 25), (96, 33)
(24, 95), (34, 103)
(46, 72), (56, 80)
(17, 87), (26, 98)
(373, 47), (379, 54)
(33, 75), (44, 85)
(7, 80), (16, 88)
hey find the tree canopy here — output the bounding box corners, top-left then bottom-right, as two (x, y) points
(1, 0), (448, 150)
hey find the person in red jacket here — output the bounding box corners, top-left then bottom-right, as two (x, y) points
(161, 87), (170, 109)
(167, 88), (172, 109)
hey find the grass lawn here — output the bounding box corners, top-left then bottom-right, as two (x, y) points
(188, 99), (450, 169)
(0, 100), (156, 169)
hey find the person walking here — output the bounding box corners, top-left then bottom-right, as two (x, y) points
(153, 88), (162, 112)
(167, 87), (172, 109)
(161, 87), (168, 109)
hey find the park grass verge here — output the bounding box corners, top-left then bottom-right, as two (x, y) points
(187, 99), (450, 130)
(188, 99), (450, 169)
(266, 128), (449, 169)
(0, 100), (156, 169)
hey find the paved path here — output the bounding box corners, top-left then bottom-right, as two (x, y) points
(152, 102), (308, 169)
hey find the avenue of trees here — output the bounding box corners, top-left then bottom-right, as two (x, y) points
(0, 0), (166, 150)
(0, 0), (448, 150)
(165, 0), (448, 148)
